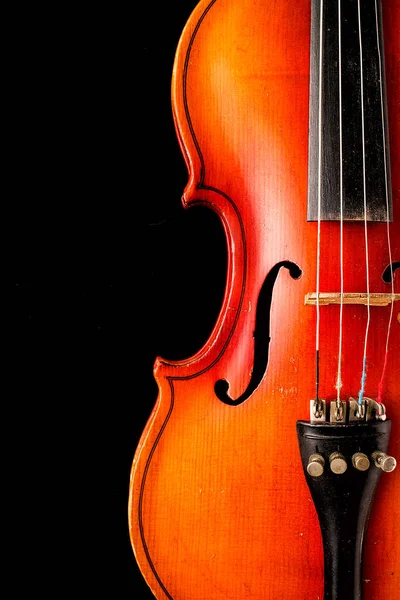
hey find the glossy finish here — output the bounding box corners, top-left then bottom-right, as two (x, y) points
(297, 419), (393, 600)
(129, 1), (399, 598)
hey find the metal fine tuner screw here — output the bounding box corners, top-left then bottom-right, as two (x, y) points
(307, 453), (325, 477)
(352, 452), (370, 472)
(372, 451), (397, 473)
(329, 452), (347, 474)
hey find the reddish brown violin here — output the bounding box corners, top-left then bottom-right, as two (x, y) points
(130, 1), (399, 598)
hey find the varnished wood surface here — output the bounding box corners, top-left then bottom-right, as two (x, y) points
(130, 1), (400, 598)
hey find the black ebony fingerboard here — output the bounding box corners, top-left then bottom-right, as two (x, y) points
(307, 0), (392, 222)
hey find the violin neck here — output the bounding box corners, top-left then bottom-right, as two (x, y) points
(307, 0), (392, 222)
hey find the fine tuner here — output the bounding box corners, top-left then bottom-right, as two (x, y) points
(304, 397), (396, 478)
(307, 451), (397, 477)
(310, 396), (387, 423)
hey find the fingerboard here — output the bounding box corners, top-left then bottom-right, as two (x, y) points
(307, 0), (392, 222)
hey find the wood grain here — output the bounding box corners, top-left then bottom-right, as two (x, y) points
(130, 1), (399, 598)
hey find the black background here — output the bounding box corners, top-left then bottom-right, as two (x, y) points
(9, 1), (226, 598)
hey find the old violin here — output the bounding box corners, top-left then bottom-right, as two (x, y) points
(130, 0), (399, 598)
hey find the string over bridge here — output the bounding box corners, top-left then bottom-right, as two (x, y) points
(305, 292), (400, 306)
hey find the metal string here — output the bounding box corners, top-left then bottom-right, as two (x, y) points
(375, 0), (395, 404)
(315, 0), (324, 404)
(335, 0), (344, 407)
(357, 0), (371, 407)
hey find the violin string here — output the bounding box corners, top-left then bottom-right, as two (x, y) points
(315, 0), (324, 404)
(336, 0), (344, 406)
(375, 0), (395, 404)
(357, 0), (371, 406)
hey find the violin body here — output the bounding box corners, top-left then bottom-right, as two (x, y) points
(130, 1), (399, 598)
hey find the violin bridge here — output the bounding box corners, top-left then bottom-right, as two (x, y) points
(305, 292), (400, 306)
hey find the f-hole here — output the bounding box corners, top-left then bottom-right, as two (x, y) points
(382, 261), (400, 283)
(215, 260), (302, 406)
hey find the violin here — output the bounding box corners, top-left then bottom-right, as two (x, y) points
(130, 1), (399, 598)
